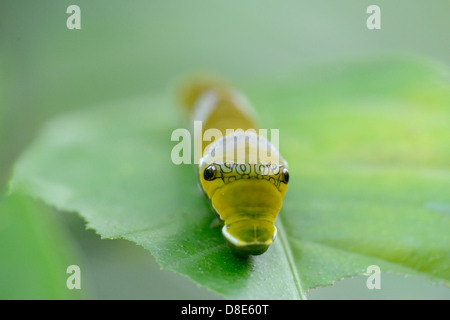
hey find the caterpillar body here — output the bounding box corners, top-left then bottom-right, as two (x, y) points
(179, 77), (289, 255)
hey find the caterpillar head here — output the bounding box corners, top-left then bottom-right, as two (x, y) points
(199, 161), (289, 255)
(199, 162), (289, 199)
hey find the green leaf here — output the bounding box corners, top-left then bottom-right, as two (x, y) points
(0, 192), (87, 299)
(10, 57), (450, 299)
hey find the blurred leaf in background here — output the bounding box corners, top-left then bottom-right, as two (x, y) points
(0, 193), (87, 299)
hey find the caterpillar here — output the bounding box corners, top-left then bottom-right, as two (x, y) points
(178, 77), (289, 255)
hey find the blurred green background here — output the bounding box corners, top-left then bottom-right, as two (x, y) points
(0, 0), (449, 299)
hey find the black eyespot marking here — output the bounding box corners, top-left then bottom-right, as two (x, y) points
(204, 165), (216, 181)
(282, 168), (289, 184)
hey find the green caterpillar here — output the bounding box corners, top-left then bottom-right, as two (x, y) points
(179, 77), (289, 255)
